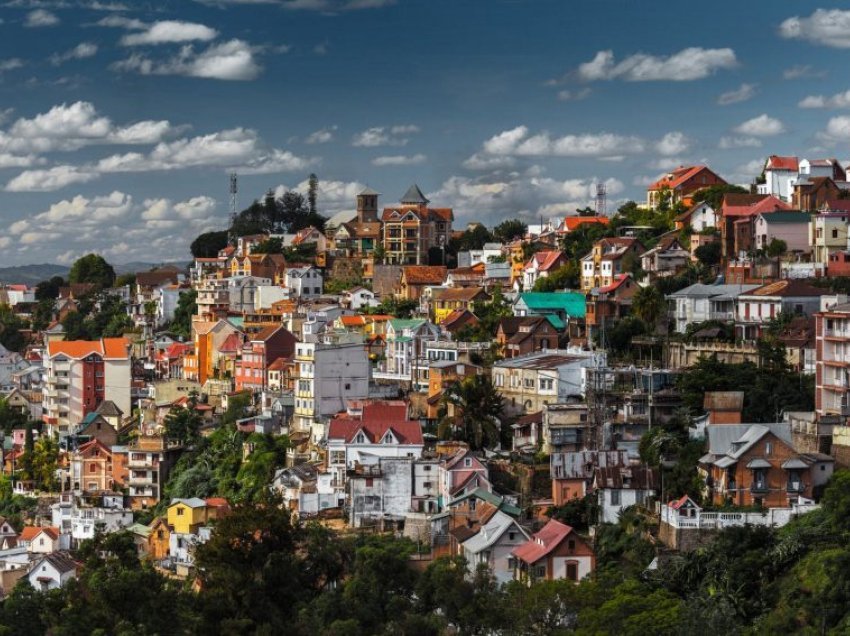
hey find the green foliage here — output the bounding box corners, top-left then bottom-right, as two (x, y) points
(631, 285), (663, 326)
(252, 237), (283, 254)
(492, 219), (527, 243)
(68, 253), (116, 289)
(231, 188), (327, 237)
(532, 262), (580, 291)
(27, 436), (59, 491)
(0, 397), (30, 434)
(0, 305), (28, 353)
(368, 296), (418, 319)
(438, 374), (507, 450)
(191, 230), (230, 257)
(170, 289), (197, 339)
(34, 276), (65, 301)
(766, 237), (787, 257)
(163, 403), (201, 446)
(60, 292), (133, 341)
(30, 298), (55, 332)
(602, 315), (647, 357)
(548, 494), (598, 532)
(694, 240), (721, 266)
(691, 183), (749, 211)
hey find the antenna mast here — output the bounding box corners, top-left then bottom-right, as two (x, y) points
(595, 182), (607, 217)
(229, 173), (238, 225)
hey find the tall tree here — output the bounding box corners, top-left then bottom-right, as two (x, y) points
(439, 374), (506, 450)
(493, 219), (527, 243)
(190, 230), (229, 258)
(632, 285), (664, 326)
(307, 173), (319, 215)
(68, 254), (116, 289)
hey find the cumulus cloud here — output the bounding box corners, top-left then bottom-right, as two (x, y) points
(799, 90), (850, 109)
(717, 83), (757, 105)
(5, 165), (98, 192)
(577, 47), (737, 82)
(822, 116), (850, 140)
(734, 114), (785, 137)
(351, 125), (419, 147)
(475, 125), (645, 160)
(462, 153), (517, 171)
(119, 20), (218, 46)
(655, 132), (690, 156)
(779, 9), (850, 48)
(371, 153), (426, 166)
(718, 136), (763, 149)
(304, 126), (336, 144)
(49, 42), (98, 65)
(24, 9), (59, 27)
(111, 39), (261, 81)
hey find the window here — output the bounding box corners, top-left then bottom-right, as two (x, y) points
(423, 481), (432, 488)
(568, 539), (575, 551)
(464, 458), (472, 467)
(611, 490), (621, 506)
(365, 478), (373, 488)
(177, 508), (184, 516)
(534, 565), (546, 578)
(765, 442), (772, 456)
(834, 228), (839, 239)
(423, 465), (432, 472)
(509, 532), (516, 541)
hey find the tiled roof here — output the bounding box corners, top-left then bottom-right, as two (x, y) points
(402, 266), (447, 285)
(723, 195), (790, 218)
(48, 338), (130, 360)
(647, 165), (714, 191)
(562, 216), (609, 232)
(526, 250), (564, 272)
(512, 519), (575, 565)
(327, 418), (423, 445)
(432, 287), (488, 302)
(744, 279), (827, 298)
(766, 155), (799, 172)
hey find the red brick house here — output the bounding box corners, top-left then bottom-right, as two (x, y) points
(496, 316), (561, 358)
(234, 325), (297, 392)
(512, 519), (595, 583)
(646, 165), (727, 208)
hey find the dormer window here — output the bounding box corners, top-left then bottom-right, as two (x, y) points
(355, 433), (366, 444)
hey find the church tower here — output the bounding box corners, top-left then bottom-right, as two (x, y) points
(357, 187), (380, 223)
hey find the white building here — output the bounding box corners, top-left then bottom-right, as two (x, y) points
(27, 553), (77, 591)
(293, 332), (371, 444)
(343, 287), (376, 310)
(757, 156), (799, 202)
(460, 510), (529, 584)
(229, 276), (272, 313)
(594, 466), (658, 524)
(286, 266), (323, 300)
(376, 319), (440, 388)
(51, 492), (133, 546)
(457, 243), (504, 268)
(667, 283), (759, 334)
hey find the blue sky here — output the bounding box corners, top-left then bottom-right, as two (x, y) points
(1, 0), (850, 265)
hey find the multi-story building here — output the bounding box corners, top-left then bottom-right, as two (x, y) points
(645, 164), (727, 208)
(293, 332), (371, 444)
(233, 325), (297, 393)
(184, 319), (241, 385)
(330, 188), (383, 256)
(810, 203), (850, 269)
(757, 155), (800, 202)
(580, 238), (645, 292)
(492, 349), (602, 414)
(126, 435), (183, 509)
(284, 266), (323, 300)
(667, 283), (759, 334)
(815, 302), (850, 416)
(377, 319), (440, 388)
(381, 184), (453, 265)
(735, 279), (827, 340)
(43, 338), (131, 438)
(194, 278), (230, 322)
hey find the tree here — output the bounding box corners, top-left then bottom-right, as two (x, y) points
(372, 244), (386, 265)
(34, 276), (65, 301)
(68, 254), (116, 289)
(632, 285), (664, 326)
(766, 237), (787, 257)
(170, 289), (197, 338)
(308, 173), (319, 215)
(0, 305), (27, 352)
(493, 219), (527, 243)
(694, 241), (721, 267)
(439, 375), (506, 450)
(29, 436), (58, 491)
(691, 183), (748, 211)
(164, 404), (201, 446)
(532, 262), (580, 291)
(191, 230), (230, 257)
(21, 423), (34, 480)
(252, 237), (283, 254)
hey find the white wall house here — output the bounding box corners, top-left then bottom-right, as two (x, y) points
(461, 510), (529, 584)
(667, 283), (759, 334)
(594, 466), (658, 524)
(286, 266), (323, 299)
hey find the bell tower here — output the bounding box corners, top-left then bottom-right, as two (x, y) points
(357, 187), (380, 223)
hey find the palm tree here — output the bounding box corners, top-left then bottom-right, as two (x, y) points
(632, 285), (664, 326)
(439, 375), (506, 450)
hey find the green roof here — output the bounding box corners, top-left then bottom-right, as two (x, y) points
(449, 487), (522, 517)
(760, 211), (811, 224)
(518, 292), (586, 318)
(389, 318), (426, 331)
(544, 314), (566, 330)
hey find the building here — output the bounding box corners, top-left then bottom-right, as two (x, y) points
(585, 274), (637, 339)
(757, 155), (800, 202)
(43, 338), (132, 438)
(378, 319), (440, 387)
(381, 184), (453, 265)
(816, 303), (850, 416)
(27, 553), (77, 591)
(668, 283), (759, 334)
(347, 457), (417, 529)
(810, 203), (850, 269)
(126, 435), (183, 509)
(735, 279), (827, 340)
(398, 265), (448, 301)
(580, 237), (645, 292)
(521, 250), (566, 290)
(719, 194), (791, 261)
(550, 450), (630, 505)
(496, 316), (561, 358)
(645, 165), (727, 208)
(460, 510), (529, 584)
(429, 287), (489, 324)
(793, 177), (841, 212)
(674, 201), (717, 232)
(513, 291), (586, 335)
(285, 266), (323, 300)
(640, 235), (690, 278)
(699, 423), (834, 507)
(233, 325), (297, 393)
(511, 519), (595, 583)
(753, 211), (811, 254)
(492, 349), (602, 414)
(594, 466), (659, 524)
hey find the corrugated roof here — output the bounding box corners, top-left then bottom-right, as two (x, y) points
(512, 519), (575, 564)
(517, 292), (586, 318)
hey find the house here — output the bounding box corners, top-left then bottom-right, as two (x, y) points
(640, 235), (690, 278)
(675, 201), (717, 232)
(398, 265), (448, 301)
(185, 319), (242, 386)
(810, 203), (850, 269)
(378, 319), (440, 386)
(699, 423), (834, 507)
(147, 517), (171, 561)
(329, 188), (382, 256)
(429, 287), (489, 324)
(793, 177), (841, 212)
(273, 463), (339, 515)
(438, 448), (490, 509)
(19, 526), (62, 554)
(513, 291), (586, 337)
(754, 211), (811, 254)
(348, 457), (415, 529)
(521, 250), (566, 291)
(511, 519), (595, 583)
(326, 401), (424, 492)
(757, 155), (800, 202)
(667, 283), (759, 334)
(735, 279), (828, 340)
(441, 488), (521, 550)
(580, 237), (645, 292)
(285, 266), (323, 300)
(594, 466), (659, 524)
(550, 450), (630, 505)
(557, 216), (610, 234)
(496, 316), (561, 358)
(445, 263), (487, 288)
(646, 165), (727, 208)
(492, 349), (602, 414)
(543, 404), (592, 455)
(719, 194), (791, 261)
(126, 435), (183, 509)
(342, 287), (376, 310)
(70, 439), (115, 494)
(27, 552), (77, 591)
(381, 184), (453, 265)
(585, 274), (637, 339)
(799, 158), (846, 182)
(75, 413), (118, 446)
(439, 309), (479, 336)
(426, 360), (480, 419)
(460, 510), (530, 584)
(233, 325), (297, 393)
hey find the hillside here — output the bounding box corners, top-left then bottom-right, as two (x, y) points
(0, 263), (69, 285)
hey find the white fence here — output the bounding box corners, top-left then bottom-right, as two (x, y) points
(661, 503), (819, 530)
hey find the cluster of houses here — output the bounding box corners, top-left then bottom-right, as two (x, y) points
(4, 161), (850, 589)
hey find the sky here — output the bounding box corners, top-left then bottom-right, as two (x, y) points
(1, 0), (850, 265)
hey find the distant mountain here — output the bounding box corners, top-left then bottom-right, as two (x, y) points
(113, 261), (190, 275)
(0, 263), (69, 285)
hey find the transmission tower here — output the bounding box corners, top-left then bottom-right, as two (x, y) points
(595, 182), (607, 216)
(229, 173), (238, 225)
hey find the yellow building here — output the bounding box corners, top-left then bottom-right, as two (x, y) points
(167, 498), (209, 534)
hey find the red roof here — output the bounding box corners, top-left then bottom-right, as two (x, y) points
(723, 195), (791, 218)
(20, 526), (59, 542)
(328, 419), (423, 445)
(766, 155), (799, 172)
(822, 200), (850, 213)
(526, 250), (564, 272)
(165, 343), (192, 359)
(512, 519), (575, 564)
(48, 338), (130, 360)
(648, 165), (708, 191)
(562, 216), (609, 232)
(218, 333), (243, 354)
(597, 274), (631, 294)
(669, 495), (691, 510)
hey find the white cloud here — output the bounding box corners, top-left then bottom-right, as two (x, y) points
(717, 83), (757, 105)
(733, 114), (785, 137)
(0, 59), (24, 73)
(5, 165), (97, 192)
(24, 9), (59, 27)
(556, 88), (591, 101)
(779, 9), (850, 48)
(462, 153), (517, 171)
(237, 149), (317, 174)
(95, 15), (146, 29)
(371, 153), (426, 166)
(655, 131), (689, 156)
(477, 125), (644, 159)
(822, 116), (850, 140)
(352, 125), (419, 147)
(783, 64), (826, 80)
(49, 42), (98, 65)
(799, 90), (850, 109)
(718, 136), (763, 149)
(112, 39), (262, 81)
(305, 126), (336, 144)
(120, 20), (218, 46)
(651, 158), (687, 171)
(577, 47), (737, 82)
